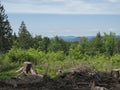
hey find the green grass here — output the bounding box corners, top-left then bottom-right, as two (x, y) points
(0, 63), (19, 80)
(0, 71), (17, 80)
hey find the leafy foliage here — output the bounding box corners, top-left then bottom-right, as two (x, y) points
(103, 32), (115, 57)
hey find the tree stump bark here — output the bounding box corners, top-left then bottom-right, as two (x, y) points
(16, 62), (36, 76)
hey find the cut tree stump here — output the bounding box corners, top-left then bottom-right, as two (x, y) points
(111, 69), (120, 79)
(16, 62), (36, 76)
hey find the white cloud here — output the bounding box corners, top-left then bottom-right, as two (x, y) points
(107, 0), (120, 3)
(2, 0), (120, 14)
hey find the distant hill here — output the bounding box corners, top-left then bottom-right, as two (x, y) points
(60, 36), (95, 42)
(60, 36), (80, 41)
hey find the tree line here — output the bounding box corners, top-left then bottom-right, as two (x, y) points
(0, 2), (120, 58)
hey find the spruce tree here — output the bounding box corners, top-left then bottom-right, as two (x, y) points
(0, 2), (13, 52)
(18, 21), (32, 49)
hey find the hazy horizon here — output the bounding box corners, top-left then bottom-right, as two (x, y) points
(2, 0), (120, 37)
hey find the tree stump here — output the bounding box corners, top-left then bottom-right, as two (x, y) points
(56, 69), (66, 78)
(111, 69), (120, 79)
(16, 62), (36, 76)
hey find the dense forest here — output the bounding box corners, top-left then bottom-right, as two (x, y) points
(0, 2), (120, 79)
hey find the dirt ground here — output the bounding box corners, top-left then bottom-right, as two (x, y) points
(0, 67), (120, 90)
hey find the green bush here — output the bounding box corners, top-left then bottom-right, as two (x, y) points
(0, 63), (18, 72)
(7, 47), (37, 64)
(47, 51), (65, 61)
(0, 71), (17, 80)
(110, 54), (120, 68)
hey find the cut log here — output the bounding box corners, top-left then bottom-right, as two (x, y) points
(16, 62), (36, 77)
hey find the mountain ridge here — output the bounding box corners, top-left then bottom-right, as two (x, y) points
(60, 36), (95, 41)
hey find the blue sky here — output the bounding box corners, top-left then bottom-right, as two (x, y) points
(2, 0), (120, 37)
